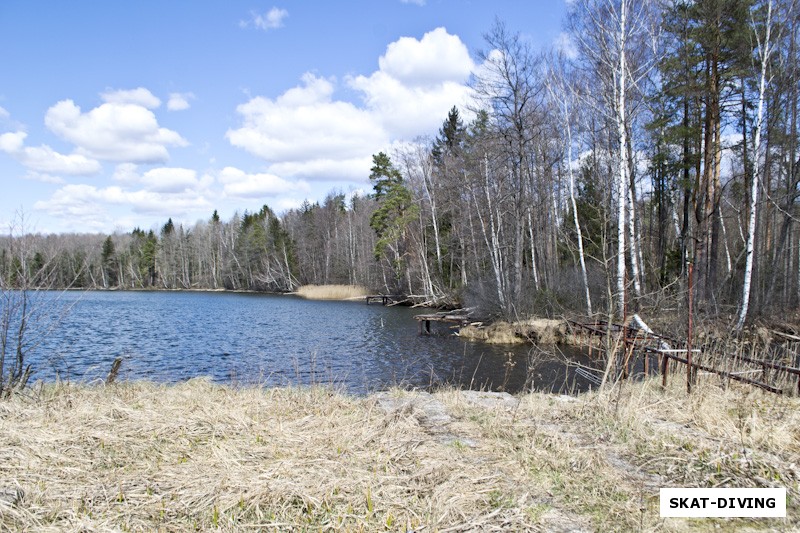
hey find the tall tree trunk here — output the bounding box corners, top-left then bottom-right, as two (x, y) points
(737, 0), (773, 330)
(527, 211), (540, 290)
(565, 108), (592, 315)
(616, 0), (629, 317)
(626, 124), (643, 297)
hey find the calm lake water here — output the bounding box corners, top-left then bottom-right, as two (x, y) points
(26, 291), (595, 394)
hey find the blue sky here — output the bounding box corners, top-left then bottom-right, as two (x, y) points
(0, 1), (567, 234)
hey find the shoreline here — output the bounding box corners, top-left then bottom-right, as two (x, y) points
(61, 284), (376, 302)
(62, 286), (281, 294)
(1, 378), (796, 531)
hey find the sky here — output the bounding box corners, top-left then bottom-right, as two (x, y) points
(0, 1), (568, 235)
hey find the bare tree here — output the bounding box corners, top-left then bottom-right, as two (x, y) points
(548, 56), (594, 315)
(0, 213), (76, 398)
(568, 0), (659, 316)
(472, 20), (546, 315)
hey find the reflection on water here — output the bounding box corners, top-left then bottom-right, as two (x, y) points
(29, 291), (597, 395)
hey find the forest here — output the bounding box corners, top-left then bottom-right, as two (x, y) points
(2, 0), (799, 327)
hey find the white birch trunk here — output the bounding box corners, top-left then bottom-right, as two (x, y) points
(421, 156), (443, 273)
(719, 207), (732, 274)
(616, 0), (629, 317)
(627, 169), (642, 296)
(527, 211), (540, 290)
(736, 0), (773, 330)
(565, 111), (593, 315)
(475, 155), (507, 309)
(671, 190), (682, 238)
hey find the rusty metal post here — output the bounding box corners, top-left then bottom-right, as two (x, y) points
(687, 261), (694, 394)
(796, 353), (800, 395)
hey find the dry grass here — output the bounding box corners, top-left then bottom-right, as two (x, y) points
(295, 285), (370, 301)
(459, 319), (568, 345)
(0, 378), (797, 531)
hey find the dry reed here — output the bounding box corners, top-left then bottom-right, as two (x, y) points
(0, 378), (796, 531)
(295, 285), (370, 301)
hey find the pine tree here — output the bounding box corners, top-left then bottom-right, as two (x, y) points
(101, 236), (117, 288)
(369, 153), (419, 291)
(369, 152), (402, 200)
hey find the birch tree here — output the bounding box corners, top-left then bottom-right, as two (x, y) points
(547, 58), (594, 315)
(473, 21), (544, 314)
(569, 0), (656, 316)
(736, 0), (775, 329)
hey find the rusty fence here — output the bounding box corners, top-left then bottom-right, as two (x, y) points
(566, 319), (800, 396)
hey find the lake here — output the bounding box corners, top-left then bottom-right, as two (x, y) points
(24, 291), (595, 394)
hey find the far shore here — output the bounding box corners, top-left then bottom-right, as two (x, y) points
(1, 378), (795, 531)
(60, 284), (373, 301)
(62, 286), (278, 294)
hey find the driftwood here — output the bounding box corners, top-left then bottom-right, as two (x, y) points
(772, 330), (800, 342)
(106, 357), (123, 385)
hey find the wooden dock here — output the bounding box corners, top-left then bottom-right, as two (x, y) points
(414, 311), (472, 335)
(365, 294), (399, 305)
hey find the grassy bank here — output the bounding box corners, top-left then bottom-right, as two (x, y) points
(0, 379), (796, 531)
(459, 318), (571, 344)
(295, 284), (370, 301)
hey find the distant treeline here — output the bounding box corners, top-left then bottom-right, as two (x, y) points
(4, 1), (800, 325)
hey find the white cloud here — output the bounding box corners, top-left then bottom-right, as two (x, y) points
(34, 183), (211, 219)
(22, 171), (65, 184)
(400, 0), (426, 5)
(267, 157), (374, 182)
(344, 187), (368, 207)
(554, 32), (577, 60)
(0, 131), (24, 152)
(0, 130), (102, 175)
(0, 106), (9, 119)
(101, 87), (161, 109)
(273, 197), (306, 212)
(167, 92), (194, 111)
(140, 167), (203, 193)
(226, 73), (386, 181)
(218, 166), (310, 198)
(44, 98), (188, 163)
(112, 162), (140, 184)
(110, 163), (211, 193)
(32, 161), (217, 231)
(228, 28), (477, 182)
(349, 73), (473, 138)
(241, 7), (288, 30)
(376, 27), (473, 87)
(349, 27), (475, 137)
